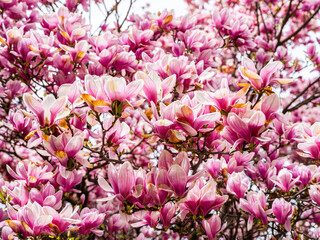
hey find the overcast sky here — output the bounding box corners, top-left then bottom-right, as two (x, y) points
(89, 0), (188, 32)
(131, 0), (188, 15)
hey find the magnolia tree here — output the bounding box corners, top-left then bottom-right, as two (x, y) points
(1, 0), (320, 239)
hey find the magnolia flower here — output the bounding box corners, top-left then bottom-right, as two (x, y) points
(10, 110), (32, 135)
(239, 57), (293, 90)
(6, 160), (54, 188)
(98, 161), (136, 201)
(158, 151), (203, 197)
(202, 215), (222, 240)
(272, 168), (300, 192)
(82, 75), (144, 114)
(298, 122), (320, 159)
(222, 109), (267, 148)
(43, 132), (91, 168)
(23, 93), (69, 127)
(77, 208), (105, 236)
(29, 182), (63, 209)
(195, 78), (250, 112)
(43, 205), (81, 234)
(239, 191), (272, 229)
(6, 202), (53, 237)
(160, 202), (177, 229)
(310, 185), (320, 206)
(60, 40), (89, 63)
(182, 179), (228, 216)
(136, 70), (176, 104)
(226, 172), (249, 199)
(55, 166), (83, 192)
(272, 198), (292, 231)
(175, 95), (221, 136)
(104, 76), (143, 103)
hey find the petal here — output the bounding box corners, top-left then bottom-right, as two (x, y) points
(125, 79), (144, 100)
(35, 215), (53, 227)
(98, 177), (114, 192)
(272, 78), (294, 85)
(242, 57), (256, 72)
(64, 135), (83, 157)
(158, 150), (173, 170)
(108, 163), (119, 193)
(23, 93), (44, 126)
(161, 74), (176, 97)
(248, 111), (266, 136)
(6, 165), (23, 180)
(261, 94), (280, 120)
(193, 112), (221, 130)
(168, 165), (187, 197)
(227, 113), (250, 141)
(118, 162), (135, 198)
(194, 91), (215, 105)
(239, 66), (262, 89)
(43, 196), (57, 206)
(105, 77), (126, 102)
(260, 61), (283, 86)
(137, 71), (158, 104)
(50, 96), (68, 124)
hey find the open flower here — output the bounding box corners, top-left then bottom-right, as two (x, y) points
(98, 161), (136, 201)
(6, 160), (54, 188)
(23, 93), (69, 127)
(6, 202), (53, 238)
(182, 179), (228, 216)
(135, 70), (176, 104)
(239, 191), (272, 229)
(202, 215), (222, 240)
(272, 198), (292, 231)
(43, 132), (90, 168)
(82, 75), (144, 115)
(239, 57), (293, 90)
(222, 109), (267, 148)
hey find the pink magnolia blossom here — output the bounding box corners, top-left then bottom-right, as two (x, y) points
(29, 182), (62, 209)
(6, 202), (53, 237)
(98, 161), (136, 201)
(175, 95), (221, 136)
(181, 179), (228, 216)
(5, 183), (30, 206)
(226, 172), (249, 199)
(54, 166), (83, 192)
(82, 75), (143, 114)
(202, 215), (222, 240)
(310, 185), (320, 206)
(204, 158), (222, 179)
(272, 198), (292, 231)
(43, 132), (91, 168)
(23, 93), (69, 127)
(158, 151), (203, 197)
(239, 191), (272, 229)
(77, 208), (105, 236)
(272, 168), (300, 193)
(159, 202), (177, 229)
(6, 160), (54, 187)
(239, 57), (293, 90)
(195, 78), (249, 112)
(298, 122), (320, 159)
(136, 70), (176, 104)
(43, 205), (80, 234)
(10, 110), (32, 135)
(223, 109), (267, 148)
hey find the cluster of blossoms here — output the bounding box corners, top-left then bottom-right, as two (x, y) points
(1, 0), (320, 239)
